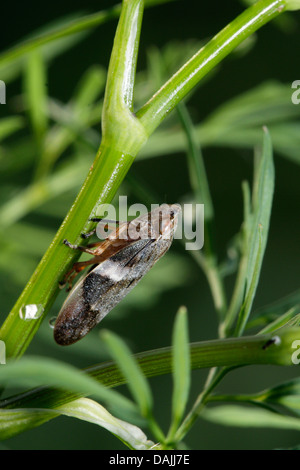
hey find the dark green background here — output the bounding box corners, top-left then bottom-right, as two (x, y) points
(1, 0), (300, 450)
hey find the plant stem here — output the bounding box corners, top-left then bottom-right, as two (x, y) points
(2, 328), (298, 408)
(1, 327), (298, 439)
(174, 367), (229, 442)
(174, 324), (300, 442)
(137, 0), (288, 135)
(0, 146), (134, 358)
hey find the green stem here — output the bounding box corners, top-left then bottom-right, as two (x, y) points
(136, 0), (288, 135)
(174, 367), (229, 442)
(2, 328), (298, 408)
(0, 146), (134, 358)
(101, 0), (147, 154)
(2, 328), (298, 439)
(174, 325), (300, 442)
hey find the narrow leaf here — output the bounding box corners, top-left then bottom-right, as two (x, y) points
(247, 289), (300, 330)
(0, 398), (154, 449)
(0, 356), (137, 417)
(235, 127), (275, 335)
(23, 50), (48, 142)
(202, 405), (300, 431)
(258, 309), (300, 334)
(258, 378), (300, 416)
(56, 398), (154, 449)
(72, 66), (106, 110)
(0, 117), (25, 142)
(101, 331), (153, 419)
(0, 407), (57, 441)
(168, 306), (190, 438)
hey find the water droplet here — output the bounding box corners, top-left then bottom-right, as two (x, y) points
(49, 316), (57, 329)
(19, 304), (44, 321)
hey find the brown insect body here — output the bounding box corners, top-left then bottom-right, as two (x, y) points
(54, 204), (181, 345)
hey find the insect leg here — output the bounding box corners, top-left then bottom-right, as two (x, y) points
(81, 219), (122, 239)
(59, 259), (97, 291)
(90, 218), (121, 224)
(63, 239), (96, 255)
(84, 241), (108, 248)
(81, 228), (96, 239)
(61, 238), (109, 290)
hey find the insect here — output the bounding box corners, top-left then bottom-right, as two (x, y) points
(54, 203), (181, 345)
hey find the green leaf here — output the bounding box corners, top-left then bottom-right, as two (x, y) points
(235, 224), (264, 334)
(0, 117), (25, 142)
(0, 356), (137, 418)
(138, 81), (300, 166)
(0, 159), (89, 228)
(0, 397), (154, 448)
(56, 398), (154, 449)
(168, 306), (190, 439)
(247, 129), (274, 292)
(247, 289), (300, 330)
(175, 101), (227, 320)
(101, 331), (153, 419)
(234, 127), (275, 335)
(137, 2), (287, 136)
(286, 0), (300, 11)
(0, 407), (58, 441)
(202, 81), (300, 130)
(258, 378), (300, 416)
(176, 103), (214, 221)
(72, 66), (106, 111)
(202, 405), (300, 431)
(23, 50), (48, 144)
(258, 310), (300, 334)
(2, 328), (300, 439)
(0, 14), (92, 83)
(222, 128), (275, 336)
(0, 1), (176, 82)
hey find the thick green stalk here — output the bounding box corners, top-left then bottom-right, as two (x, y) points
(101, 0), (147, 154)
(0, 146), (134, 358)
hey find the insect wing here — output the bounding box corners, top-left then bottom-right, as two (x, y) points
(54, 236), (173, 345)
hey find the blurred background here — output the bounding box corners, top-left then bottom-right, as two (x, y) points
(0, 0), (300, 449)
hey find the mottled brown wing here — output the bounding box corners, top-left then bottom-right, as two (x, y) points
(54, 236), (172, 345)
